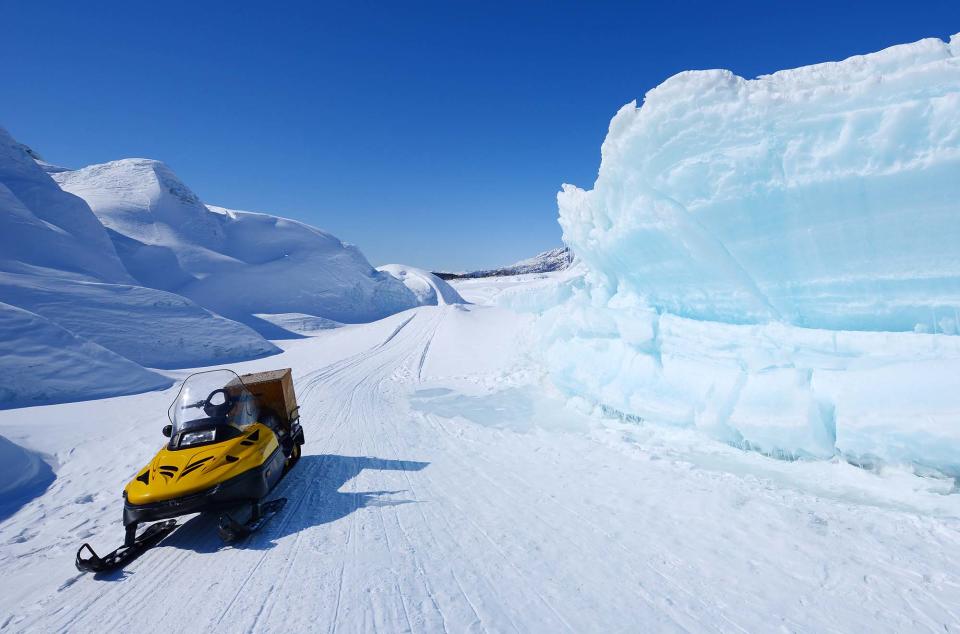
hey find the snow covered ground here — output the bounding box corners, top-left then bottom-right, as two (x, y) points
(1, 275), (958, 632)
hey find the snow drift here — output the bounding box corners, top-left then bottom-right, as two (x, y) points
(0, 131), (128, 285)
(53, 161), (420, 335)
(377, 264), (465, 305)
(0, 301), (170, 408)
(0, 128), (277, 383)
(0, 125), (423, 407)
(0, 435), (54, 521)
(533, 34), (960, 474)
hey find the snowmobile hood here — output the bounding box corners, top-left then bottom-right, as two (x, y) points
(124, 423), (279, 506)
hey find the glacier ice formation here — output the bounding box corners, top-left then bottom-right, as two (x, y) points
(533, 33), (960, 474)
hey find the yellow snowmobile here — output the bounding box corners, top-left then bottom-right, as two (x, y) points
(76, 368), (305, 573)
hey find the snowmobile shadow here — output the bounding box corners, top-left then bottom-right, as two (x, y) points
(157, 454), (429, 555)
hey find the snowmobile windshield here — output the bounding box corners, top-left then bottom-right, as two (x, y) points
(167, 370), (259, 436)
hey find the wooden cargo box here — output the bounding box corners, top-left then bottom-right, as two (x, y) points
(238, 368), (299, 429)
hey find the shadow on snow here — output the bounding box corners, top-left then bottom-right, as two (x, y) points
(94, 454), (428, 580)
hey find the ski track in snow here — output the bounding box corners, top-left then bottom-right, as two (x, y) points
(1, 304), (960, 632)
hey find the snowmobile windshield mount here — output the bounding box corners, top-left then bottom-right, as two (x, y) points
(167, 369), (259, 438)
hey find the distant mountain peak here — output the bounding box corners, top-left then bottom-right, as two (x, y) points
(434, 247), (574, 280)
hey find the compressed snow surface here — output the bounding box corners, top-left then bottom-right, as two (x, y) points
(540, 34), (960, 474)
(377, 264), (465, 305)
(1, 301), (958, 632)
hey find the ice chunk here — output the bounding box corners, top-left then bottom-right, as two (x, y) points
(813, 360), (960, 474)
(727, 369), (835, 459)
(535, 34), (960, 474)
(559, 34), (960, 332)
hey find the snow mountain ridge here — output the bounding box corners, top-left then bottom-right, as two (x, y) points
(434, 246), (573, 280)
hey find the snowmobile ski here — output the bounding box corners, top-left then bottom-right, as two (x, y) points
(217, 497), (287, 543)
(75, 519), (178, 573)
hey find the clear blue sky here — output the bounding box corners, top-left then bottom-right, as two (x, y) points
(2, 1), (958, 270)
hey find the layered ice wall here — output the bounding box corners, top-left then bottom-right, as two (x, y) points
(535, 35), (960, 474)
(560, 34), (960, 332)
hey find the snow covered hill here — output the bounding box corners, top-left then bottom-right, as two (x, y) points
(53, 161), (420, 335)
(0, 126), (432, 407)
(0, 130), (129, 285)
(0, 301), (168, 408)
(0, 127), (283, 404)
(377, 264), (465, 305)
(524, 33), (960, 476)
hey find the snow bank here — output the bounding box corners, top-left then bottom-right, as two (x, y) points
(536, 34), (960, 474)
(0, 128), (281, 407)
(254, 312), (343, 335)
(377, 264), (465, 306)
(0, 301), (171, 408)
(53, 160), (419, 333)
(0, 435), (54, 520)
(0, 273), (278, 369)
(0, 130), (278, 377)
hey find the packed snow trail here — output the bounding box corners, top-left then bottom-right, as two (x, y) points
(2, 304), (960, 632)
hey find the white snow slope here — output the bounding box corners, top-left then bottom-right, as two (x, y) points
(0, 127), (278, 402)
(378, 264), (466, 305)
(0, 301), (168, 409)
(1, 125), (428, 406)
(0, 434), (53, 521)
(1, 294), (959, 632)
(524, 34), (960, 475)
(53, 162), (420, 336)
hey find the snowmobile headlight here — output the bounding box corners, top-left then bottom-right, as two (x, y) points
(180, 429), (216, 447)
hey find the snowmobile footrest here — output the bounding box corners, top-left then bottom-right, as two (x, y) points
(75, 519), (178, 573)
(218, 498), (287, 543)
